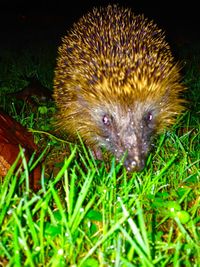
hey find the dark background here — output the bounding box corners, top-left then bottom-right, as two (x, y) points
(0, 0), (199, 50)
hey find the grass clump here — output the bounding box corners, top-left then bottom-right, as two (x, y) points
(0, 125), (199, 266)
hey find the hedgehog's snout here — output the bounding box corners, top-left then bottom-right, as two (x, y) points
(123, 152), (146, 171)
(107, 119), (151, 172)
(117, 126), (150, 172)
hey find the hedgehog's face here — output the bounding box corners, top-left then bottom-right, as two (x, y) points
(92, 102), (157, 171)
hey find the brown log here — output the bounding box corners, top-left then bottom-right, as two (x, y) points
(0, 108), (41, 191)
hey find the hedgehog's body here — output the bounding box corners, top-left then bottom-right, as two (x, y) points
(53, 5), (186, 171)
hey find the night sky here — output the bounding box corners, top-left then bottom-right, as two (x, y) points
(0, 0), (199, 51)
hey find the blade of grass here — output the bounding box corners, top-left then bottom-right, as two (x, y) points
(29, 144), (50, 171)
(12, 211), (35, 267)
(14, 222), (21, 267)
(135, 199), (151, 258)
(48, 145), (77, 189)
(23, 196), (39, 247)
(68, 170), (96, 231)
(79, 210), (129, 266)
(120, 227), (154, 267)
(19, 146), (29, 191)
(0, 154), (21, 225)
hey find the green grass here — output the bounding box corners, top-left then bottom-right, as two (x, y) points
(0, 41), (199, 266)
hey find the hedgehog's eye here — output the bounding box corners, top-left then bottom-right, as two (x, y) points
(146, 111), (153, 122)
(144, 111), (153, 126)
(102, 114), (112, 126)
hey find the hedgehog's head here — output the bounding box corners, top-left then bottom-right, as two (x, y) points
(74, 74), (186, 171)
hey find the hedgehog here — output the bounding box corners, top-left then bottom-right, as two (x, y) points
(53, 4), (186, 171)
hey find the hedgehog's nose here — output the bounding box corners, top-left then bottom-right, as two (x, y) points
(124, 156), (145, 172)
